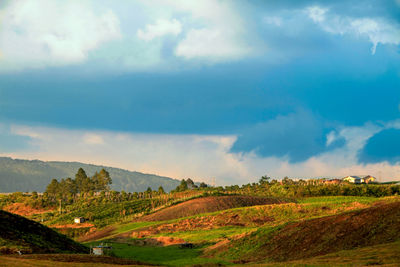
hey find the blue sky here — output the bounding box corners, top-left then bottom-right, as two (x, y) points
(0, 0), (400, 184)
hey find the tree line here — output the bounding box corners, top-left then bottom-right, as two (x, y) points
(45, 168), (112, 201)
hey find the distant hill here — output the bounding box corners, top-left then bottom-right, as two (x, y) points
(0, 210), (88, 254)
(0, 157), (180, 193)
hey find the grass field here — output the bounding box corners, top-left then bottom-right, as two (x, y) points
(87, 241), (229, 266)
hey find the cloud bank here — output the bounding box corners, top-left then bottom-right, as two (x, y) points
(3, 123), (400, 185)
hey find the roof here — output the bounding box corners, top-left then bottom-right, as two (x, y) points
(343, 176), (362, 179)
(364, 175), (376, 179)
(93, 246), (112, 249)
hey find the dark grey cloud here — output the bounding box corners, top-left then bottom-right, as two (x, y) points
(230, 110), (345, 163)
(358, 128), (400, 164)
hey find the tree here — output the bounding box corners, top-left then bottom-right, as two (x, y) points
(186, 178), (197, 189)
(175, 179), (188, 192)
(259, 175), (271, 185)
(94, 169), (112, 191)
(45, 179), (60, 201)
(31, 191), (38, 199)
(199, 182), (208, 188)
(75, 168), (88, 193)
(158, 186), (165, 194)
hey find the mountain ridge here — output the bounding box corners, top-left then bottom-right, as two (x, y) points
(0, 157), (180, 193)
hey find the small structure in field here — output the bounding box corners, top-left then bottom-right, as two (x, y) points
(91, 244), (112, 255)
(343, 176), (363, 183)
(74, 217), (85, 224)
(363, 175), (376, 183)
(343, 175), (377, 184)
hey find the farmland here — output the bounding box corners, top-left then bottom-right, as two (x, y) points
(2, 176), (400, 266)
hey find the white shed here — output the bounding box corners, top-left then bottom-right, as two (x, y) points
(74, 217), (85, 224)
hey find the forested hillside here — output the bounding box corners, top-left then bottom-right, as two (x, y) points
(0, 157), (180, 193)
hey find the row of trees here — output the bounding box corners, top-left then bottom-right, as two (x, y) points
(45, 168), (112, 201)
(173, 178), (208, 192)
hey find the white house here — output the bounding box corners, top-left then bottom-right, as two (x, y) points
(343, 175), (377, 184)
(342, 176), (363, 184)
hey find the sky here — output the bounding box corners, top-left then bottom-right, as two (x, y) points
(0, 0), (400, 185)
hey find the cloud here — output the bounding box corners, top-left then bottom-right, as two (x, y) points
(263, 16), (283, 27)
(4, 124), (246, 185)
(306, 5), (400, 54)
(307, 6), (327, 23)
(149, 0), (254, 62)
(137, 18), (182, 41)
(358, 128), (400, 164)
(175, 28), (251, 61)
(3, 123), (400, 184)
(0, 0), (121, 71)
(83, 134), (105, 145)
(230, 111), (345, 163)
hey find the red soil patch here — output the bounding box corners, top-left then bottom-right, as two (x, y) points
(140, 195), (287, 222)
(51, 223), (95, 229)
(3, 203), (54, 216)
(210, 201), (400, 263)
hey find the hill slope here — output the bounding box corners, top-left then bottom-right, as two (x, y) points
(0, 157), (180, 192)
(140, 195), (289, 221)
(0, 210), (88, 254)
(208, 201), (400, 263)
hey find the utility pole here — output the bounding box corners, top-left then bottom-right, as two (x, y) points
(59, 199), (62, 214)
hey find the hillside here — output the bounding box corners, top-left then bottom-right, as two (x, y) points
(207, 201), (400, 263)
(0, 210), (88, 254)
(140, 195), (289, 221)
(0, 157), (180, 192)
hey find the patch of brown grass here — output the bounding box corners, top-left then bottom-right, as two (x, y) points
(77, 226), (116, 242)
(140, 196), (288, 222)
(3, 203), (54, 216)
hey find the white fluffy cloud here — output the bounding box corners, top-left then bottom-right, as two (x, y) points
(0, 0), (256, 71)
(137, 18), (182, 41)
(306, 6), (400, 54)
(0, 0), (121, 71)
(307, 6), (327, 23)
(175, 28), (251, 61)
(141, 0), (254, 62)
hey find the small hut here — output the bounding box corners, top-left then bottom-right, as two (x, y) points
(91, 244), (112, 255)
(74, 217), (85, 224)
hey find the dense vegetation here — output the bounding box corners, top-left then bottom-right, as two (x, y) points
(0, 210), (88, 254)
(220, 175), (400, 198)
(0, 157), (180, 192)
